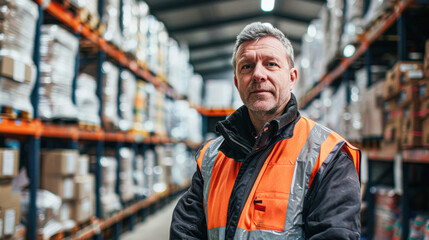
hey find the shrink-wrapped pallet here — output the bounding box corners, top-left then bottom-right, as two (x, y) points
(39, 25), (78, 120)
(102, 0), (122, 47)
(101, 61), (119, 130)
(0, 0), (38, 116)
(75, 73), (100, 126)
(119, 70), (136, 131)
(121, 0), (139, 54)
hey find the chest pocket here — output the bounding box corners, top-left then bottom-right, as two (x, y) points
(252, 162), (295, 231)
(253, 192), (289, 231)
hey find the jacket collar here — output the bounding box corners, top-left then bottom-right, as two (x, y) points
(216, 94), (300, 160)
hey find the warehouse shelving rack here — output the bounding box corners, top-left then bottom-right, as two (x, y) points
(297, 0), (429, 239)
(0, 1), (200, 240)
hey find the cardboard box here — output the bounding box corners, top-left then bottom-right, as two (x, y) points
(41, 149), (78, 176)
(0, 181), (12, 201)
(420, 98), (429, 119)
(0, 149), (18, 179)
(0, 193), (21, 237)
(40, 176), (75, 199)
(74, 175), (94, 200)
(77, 155), (89, 176)
(419, 79), (429, 100)
(382, 114), (402, 152)
(70, 196), (94, 223)
(58, 202), (72, 222)
(401, 116), (422, 148)
(0, 55), (34, 83)
(397, 84), (419, 107)
(383, 62), (424, 99)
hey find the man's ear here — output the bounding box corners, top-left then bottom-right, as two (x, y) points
(289, 68), (298, 91)
(234, 75), (238, 89)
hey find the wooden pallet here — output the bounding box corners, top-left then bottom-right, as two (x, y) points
(78, 121), (101, 131)
(0, 106), (33, 121)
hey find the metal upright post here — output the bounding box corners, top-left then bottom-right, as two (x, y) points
(365, 48), (372, 88)
(27, 4), (43, 240)
(397, 14), (407, 61)
(95, 1), (105, 234)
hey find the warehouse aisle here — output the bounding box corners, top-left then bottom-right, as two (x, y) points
(121, 196), (181, 240)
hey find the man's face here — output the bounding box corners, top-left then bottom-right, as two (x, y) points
(234, 36), (297, 116)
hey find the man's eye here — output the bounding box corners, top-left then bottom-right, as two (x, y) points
(242, 65), (251, 69)
(267, 62), (277, 67)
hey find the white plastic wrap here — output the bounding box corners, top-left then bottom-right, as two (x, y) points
(341, 0), (365, 49)
(75, 73), (100, 126)
(187, 73), (203, 107)
(119, 148), (135, 202)
(39, 25), (79, 120)
(119, 70), (136, 131)
(147, 15), (160, 74)
(102, 61), (119, 130)
(21, 189), (62, 235)
(157, 25), (169, 77)
(0, 0), (38, 115)
(135, 2), (149, 64)
(121, 0), (138, 54)
(0, 0), (38, 61)
(102, 0), (122, 47)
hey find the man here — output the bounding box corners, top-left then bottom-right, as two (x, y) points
(170, 22), (361, 240)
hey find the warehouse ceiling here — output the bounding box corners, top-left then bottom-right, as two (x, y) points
(144, 0), (325, 79)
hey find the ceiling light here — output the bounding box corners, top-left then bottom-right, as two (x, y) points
(261, 0), (275, 12)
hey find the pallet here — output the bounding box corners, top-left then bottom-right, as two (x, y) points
(359, 137), (383, 151)
(53, 0), (105, 35)
(0, 106), (33, 121)
(78, 121), (101, 131)
(66, 217), (97, 237)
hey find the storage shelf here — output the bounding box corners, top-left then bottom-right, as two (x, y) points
(403, 149), (429, 163)
(299, 0), (415, 109)
(0, 118), (41, 136)
(59, 185), (188, 240)
(197, 107), (235, 117)
(34, 0), (178, 100)
(367, 149), (429, 163)
(0, 119), (179, 144)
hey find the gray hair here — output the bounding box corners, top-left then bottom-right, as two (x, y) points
(232, 22), (295, 74)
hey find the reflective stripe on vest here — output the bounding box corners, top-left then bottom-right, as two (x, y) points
(197, 117), (360, 240)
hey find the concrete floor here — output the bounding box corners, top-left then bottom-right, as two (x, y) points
(121, 196), (180, 240)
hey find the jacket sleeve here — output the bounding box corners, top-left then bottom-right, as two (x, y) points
(304, 151), (361, 240)
(170, 165), (208, 240)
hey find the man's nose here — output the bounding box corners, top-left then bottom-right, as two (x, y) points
(252, 63), (267, 82)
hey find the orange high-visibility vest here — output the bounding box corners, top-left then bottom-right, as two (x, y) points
(196, 116), (360, 240)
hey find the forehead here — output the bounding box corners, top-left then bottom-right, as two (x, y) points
(237, 36), (287, 59)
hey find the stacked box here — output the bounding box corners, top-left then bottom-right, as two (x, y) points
(204, 80), (234, 108)
(40, 150), (95, 224)
(119, 70), (136, 132)
(143, 150), (155, 196)
(39, 25), (79, 121)
(0, 148), (20, 238)
(0, 0), (38, 117)
(382, 62), (426, 150)
(134, 155), (145, 197)
(75, 73), (100, 126)
(147, 15), (160, 74)
(155, 89), (166, 136)
(373, 187), (400, 240)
